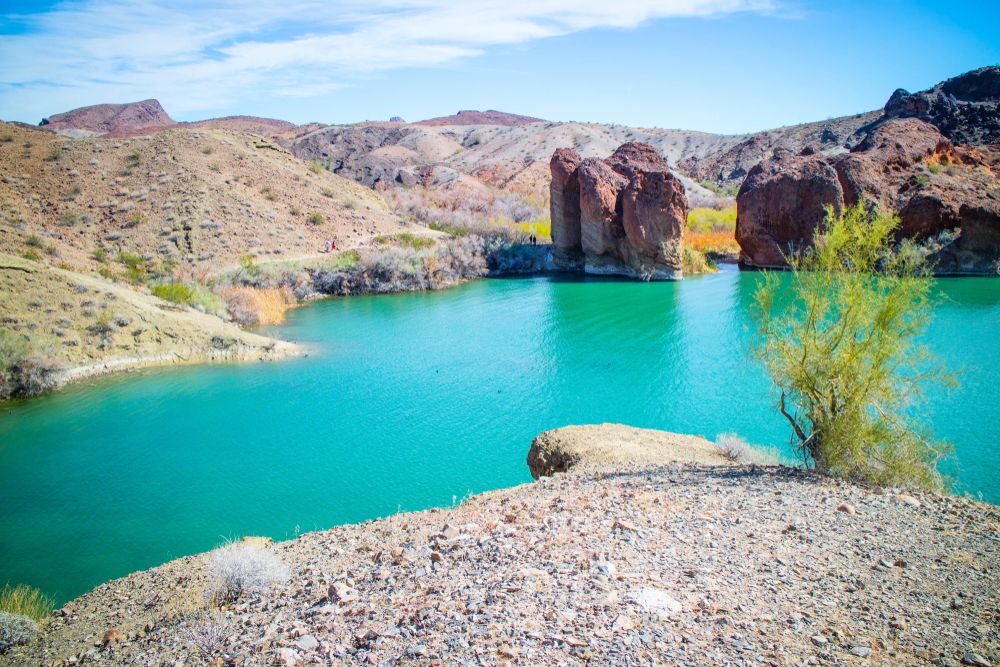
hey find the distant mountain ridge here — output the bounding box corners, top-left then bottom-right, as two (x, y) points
(413, 109), (545, 127)
(25, 66), (1000, 194)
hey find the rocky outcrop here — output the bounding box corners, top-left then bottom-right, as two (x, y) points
(549, 149), (584, 268)
(39, 99), (175, 137)
(884, 66), (1000, 146)
(734, 150), (846, 268)
(549, 142), (687, 279)
(735, 119), (1000, 274)
(527, 424), (730, 478)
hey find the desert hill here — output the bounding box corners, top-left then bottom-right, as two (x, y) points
(287, 119), (733, 204)
(0, 121), (404, 278)
(31, 67), (1000, 202)
(39, 99), (176, 138)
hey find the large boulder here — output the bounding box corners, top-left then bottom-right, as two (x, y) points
(735, 149), (845, 268)
(549, 142), (687, 279)
(526, 424), (731, 479)
(735, 119), (1000, 275)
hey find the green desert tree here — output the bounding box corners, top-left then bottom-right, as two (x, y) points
(752, 203), (954, 490)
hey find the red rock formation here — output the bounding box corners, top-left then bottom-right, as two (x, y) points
(577, 158), (628, 260)
(549, 148), (584, 269)
(622, 170), (687, 270)
(40, 99), (175, 137)
(735, 119), (1000, 274)
(549, 142), (687, 279)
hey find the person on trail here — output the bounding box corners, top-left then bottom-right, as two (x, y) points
(332, 239), (338, 251)
(324, 239), (332, 253)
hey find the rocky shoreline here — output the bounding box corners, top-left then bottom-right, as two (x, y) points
(4, 425), (997, 666)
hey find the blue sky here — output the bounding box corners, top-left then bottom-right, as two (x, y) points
(1, 0), (997, 134)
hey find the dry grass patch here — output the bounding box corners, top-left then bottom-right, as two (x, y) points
(222, 286), (296, 326)
(686, 231), (739, 256)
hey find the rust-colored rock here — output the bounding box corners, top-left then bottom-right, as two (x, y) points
(735, 119), (1000, 274)
(735, 149), (845, 269)
(549, 148), (583, 269)
(622, 170), (686, 272)
(577, 158), (628, 260)
(549, 142), (687, 279)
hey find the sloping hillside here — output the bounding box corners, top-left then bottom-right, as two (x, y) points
(684, 66), (1000, 186)
(0, 252), (294, 392)
(0, 121), (405, 278)
(677, 111), (882, 185)
(289, 119), (734, 202)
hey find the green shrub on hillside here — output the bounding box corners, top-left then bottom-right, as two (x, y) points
(117, 251), (147, 284)
(428, 221), (470, 237)
(396, 233), (435, 250)
(752, 203), (953, 490)
(151, 280), (195, 305)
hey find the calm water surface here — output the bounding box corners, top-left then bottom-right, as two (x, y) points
(1, 267), (998, 603)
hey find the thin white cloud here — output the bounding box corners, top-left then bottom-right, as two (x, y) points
(0, 0), (773, 122)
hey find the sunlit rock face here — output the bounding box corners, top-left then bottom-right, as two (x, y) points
(549, 142), (687, 280)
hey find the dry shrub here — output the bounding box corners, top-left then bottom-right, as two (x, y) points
(384, 184), (543, 229)
(0, 612), (38, 652)
(182, 612), (228, 659)
(223, 287), (295, 326)
(686, 231), (740, 256)
(716, 433), (785, 465)
(204, 541), (289, 605)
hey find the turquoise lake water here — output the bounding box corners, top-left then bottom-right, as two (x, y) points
(1, 266), (998, 604)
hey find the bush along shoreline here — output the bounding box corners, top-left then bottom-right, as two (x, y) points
(221, 230), (551, 317)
